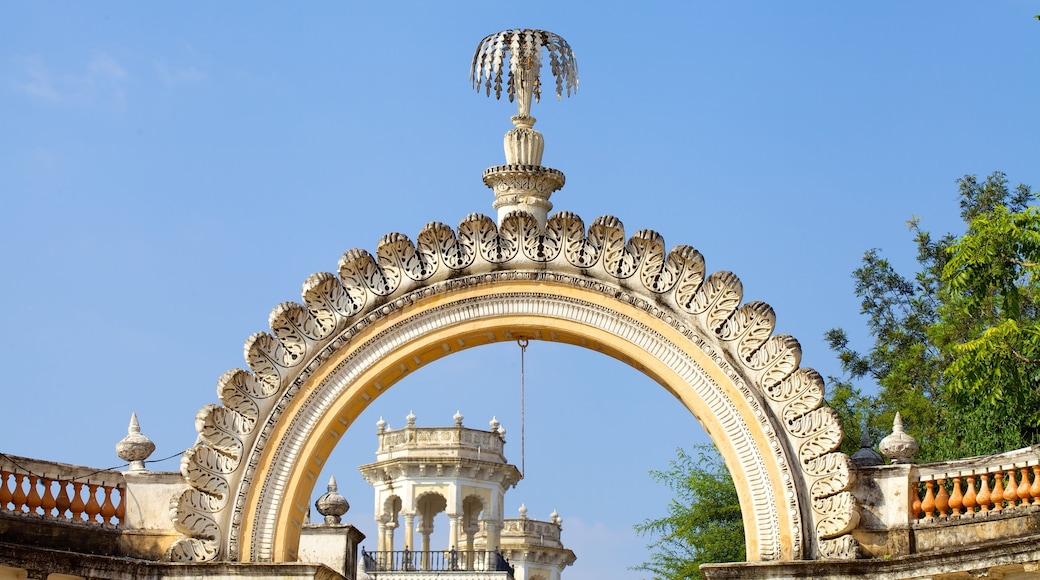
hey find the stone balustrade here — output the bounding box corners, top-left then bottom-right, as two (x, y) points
(0, 453), (125, 526)
(911, 446), (1040, 521)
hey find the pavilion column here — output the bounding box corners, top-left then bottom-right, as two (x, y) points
(402, 510), (415, 551)
(447, 512), (459, 551)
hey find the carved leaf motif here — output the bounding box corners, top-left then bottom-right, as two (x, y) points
(590, 216), (634, 278)
(628, 229), (672, 292)
(267, 303), (312, 367)
(502, 211), (546, 262)
(216, 372), (259, 429)
(799, 419), (844, 466)
(197, 406), (246, 458)
(171, 495), (221, 537)
(789, 407), (841, 439)
(688, 271), (743, 332)
(339, 248), (397, 297)
(817, 535), (860, 559)
(767, 367), (821, 404)
(216, 367), (274, 405)
(746, 335), (800, 390)
(302, 272), (365, 332)
(378, 232), (431, 286)
(557, 213), (600, 268)
(167, 536), (219, 562)
(803, 452), (851, 478)
(809, 462), (854, 500)
(243, 332), (284, 391)
(718, 301), (776, 362)
(460, 213), (515, 264)
(812, 492), (860, 539)
(670, 245), (706, 310)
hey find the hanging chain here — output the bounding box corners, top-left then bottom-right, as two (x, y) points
(518, 337), (529, 479)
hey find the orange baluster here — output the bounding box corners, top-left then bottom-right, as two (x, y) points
(25, 475), (41, 515)
(921, 480), (937, 520)
(949, 476), (964, 517)
(963, 475), (978, 515)
(40, 477), (57, 517)
(84, 482), (101, 523)
(978, 473), (992, 513)
(1018, 467), (1031, 508)
(992, 470), (1005, 512)
(911, 482), (923, 520)
(70, 481), (86, 521)
(0, 470), (12, 511)
(1032, 465), (1040, 506)
(55, 481), (72, 520)
(1004, 468), (1019, 508)
(12, 473), (27, 513)
(114, 487), (125, 525)
(935, 478), (950, 518)
(100, 484), (117, 525)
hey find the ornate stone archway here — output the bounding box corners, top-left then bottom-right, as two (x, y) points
(168, 210), (859, 565)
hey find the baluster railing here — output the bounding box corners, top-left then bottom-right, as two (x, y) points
(913, 449), (1040, 523)
(0, 455), (125, 526)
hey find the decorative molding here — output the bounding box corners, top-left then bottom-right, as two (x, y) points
(168, 210), (858, 562)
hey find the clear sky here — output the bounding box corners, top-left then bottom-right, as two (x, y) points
(2, 3), (1038, 579)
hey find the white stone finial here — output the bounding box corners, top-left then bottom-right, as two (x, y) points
(490, 416), (500, 433)
(550, 508), (561, 526)
(498, 424), (506, 438)
(454, 410), (464, 426)
(376, 416), (387, 432)
(473, 29), (577, 228)
(519, 503), (528, 519)
(406, 410), (416, 427)
(879, 412), (919, 464)
(315, 475), (350, 524)
(116, 412), (155, 473)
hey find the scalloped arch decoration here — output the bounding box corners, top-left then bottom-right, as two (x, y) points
(168, 210), (859, 564)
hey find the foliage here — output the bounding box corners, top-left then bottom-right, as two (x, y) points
(827, 172), (1040, 460)
(633, 445), (744, 580)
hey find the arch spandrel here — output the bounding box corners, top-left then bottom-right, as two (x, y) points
(167, 210), (860, 565)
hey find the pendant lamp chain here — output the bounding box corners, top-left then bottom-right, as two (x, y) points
(518, 337), (529, 479)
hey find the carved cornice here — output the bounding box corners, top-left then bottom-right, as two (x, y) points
(168, 210), (858, 563)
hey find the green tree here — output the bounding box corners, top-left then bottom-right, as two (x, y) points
(633, 445), (744, 580)
(828, 172), (1039, 460)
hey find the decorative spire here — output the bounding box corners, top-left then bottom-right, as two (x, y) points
(550, 508), (561, 526)
(519, 503), (528, 519)
(472, 29), (579, 228)
(490, 416), (501, 433)
(376, 416), (387, 432)
(315, 475), (350, 524)
(453, 410), (464, 426)
(406, 410), (416, 427)
(116, 412), (155, 473)
(879, 412), (919, 464)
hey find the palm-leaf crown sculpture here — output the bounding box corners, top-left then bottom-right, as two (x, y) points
(471, 29), (578, 227)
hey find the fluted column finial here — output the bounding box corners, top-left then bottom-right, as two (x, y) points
(472, 29), (578, 227)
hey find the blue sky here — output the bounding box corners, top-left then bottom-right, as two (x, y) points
(2, 3), (1038, 578)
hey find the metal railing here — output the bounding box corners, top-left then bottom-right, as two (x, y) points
(362, 548), (513, 577)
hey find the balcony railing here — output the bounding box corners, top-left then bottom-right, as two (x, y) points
(911, 446), (1040, 521)
(362, 548), (513, 578)
(0, 454), (125, 526)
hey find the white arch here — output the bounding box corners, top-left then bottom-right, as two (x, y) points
(167, 210), (859, 564)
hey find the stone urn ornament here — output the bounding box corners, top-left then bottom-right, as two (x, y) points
(879, 412), (919, 464)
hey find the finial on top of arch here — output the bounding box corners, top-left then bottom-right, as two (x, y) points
(474, 30), (575, 228)
(471, 29), (578, 119)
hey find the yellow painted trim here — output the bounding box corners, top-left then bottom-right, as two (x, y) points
(241, 280), (793, 562)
